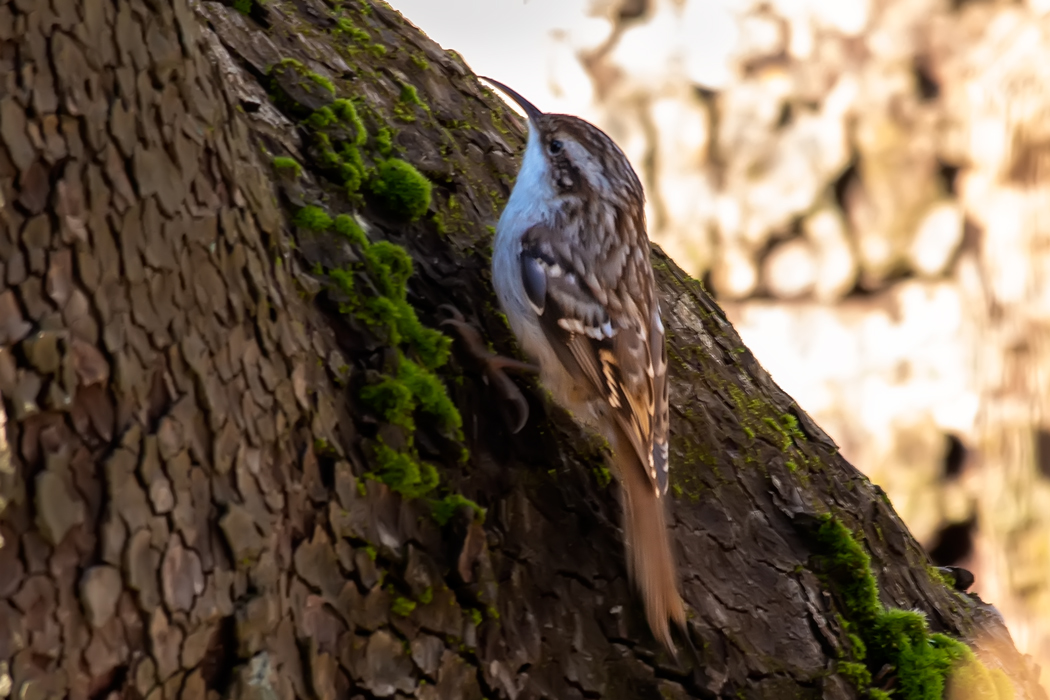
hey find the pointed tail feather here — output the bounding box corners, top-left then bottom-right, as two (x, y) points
(614, 437), (686, 653)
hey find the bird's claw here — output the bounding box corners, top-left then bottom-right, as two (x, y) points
(439, 304), (538, 434)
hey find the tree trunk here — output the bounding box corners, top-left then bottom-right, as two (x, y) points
(0, 0), (1045, 699)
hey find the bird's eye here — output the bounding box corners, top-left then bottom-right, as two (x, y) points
(548, 139), (563, 155)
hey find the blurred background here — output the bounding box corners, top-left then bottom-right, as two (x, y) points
(388, 0), (1050, 680)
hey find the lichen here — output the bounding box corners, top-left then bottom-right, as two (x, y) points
(368, 158), (432, 221)
(813, 514), (1014, 700)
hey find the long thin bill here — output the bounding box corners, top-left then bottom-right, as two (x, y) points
(479, 76), (544, 123)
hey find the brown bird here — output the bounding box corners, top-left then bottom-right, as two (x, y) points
(482, 77), (686, 653)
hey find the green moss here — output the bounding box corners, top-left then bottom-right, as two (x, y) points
(309, 71), (336, 96)
(272, 156), (302, 178)
(309, 195), (474, 528)
(332, 98), (367, 146)
(812, 514), (1014, 700)
(391, 596), (417, 616)
(305, 102), (368, 194)
(293, 205), (333, 231)
(400, 83), (425, 107)
(233, 0), (252, 15)
(368, 158), (432, 221)
(333, 244), (450, 370)
(360, 373), (415, 430)
(837, 661), (872, 688)
(336, 17), (371, 43)
(268, 58), (337, 118)
(393, 82), (429, 123)
(419, 587), (433, 605)
(340, 143), (366, 194)
(369, 440), (440, 498)
(592, 464), (612, 488)
(410, 52), (430, 71)
(431, 493), (484, 526)
(431, 194), (470, 237)
(333, 214), (367, 247)
(469, 608), (483, 626)
(397, 356), (461, 432)
(927, 565), (955, 589)
(308, 106), (338, 129)
(364, 545), (377, 561)
(360, 354), (460, 436)
(375, 127), (394, 156)
(488, 105), (513, 138)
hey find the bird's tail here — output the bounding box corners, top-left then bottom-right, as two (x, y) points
(613, 436), (686, 654)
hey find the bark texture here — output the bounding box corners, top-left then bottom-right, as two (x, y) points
(0, 0), (1045, 699)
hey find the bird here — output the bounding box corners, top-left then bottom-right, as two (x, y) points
(481, 76), (686, 653)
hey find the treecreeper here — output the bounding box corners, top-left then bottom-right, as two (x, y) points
(481, 77), (687, 653)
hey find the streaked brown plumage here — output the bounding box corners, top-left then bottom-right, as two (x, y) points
(484, 77), (685, 652)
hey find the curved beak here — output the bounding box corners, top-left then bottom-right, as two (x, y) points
(480, 76), (544, 124)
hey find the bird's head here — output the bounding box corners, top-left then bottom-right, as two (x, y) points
(483, 77), (644, 210)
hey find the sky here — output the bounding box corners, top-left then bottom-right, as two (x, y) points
(384, 0), (601, 116)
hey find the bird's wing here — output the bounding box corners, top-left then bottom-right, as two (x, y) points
(520, 222), (668, 495)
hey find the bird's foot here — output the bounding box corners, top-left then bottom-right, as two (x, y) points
(439, 304), (538, 434)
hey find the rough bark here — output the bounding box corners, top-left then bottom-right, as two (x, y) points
(0, 1), (1045, 700)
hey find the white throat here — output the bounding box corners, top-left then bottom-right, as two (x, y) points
(496, 124), (556, 243)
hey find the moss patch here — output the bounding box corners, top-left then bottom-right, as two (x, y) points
(268, 58), (337, 118)
(391, 596), (417, 616)
(430, 493), (485, 526)
(368, 158), (432, 221)
(306, 104), (369, 196)
(273, 156), (302, 178)
(375, 126), (394, 156)
(393, 82), (429, 123)
(360, 354), (461, 435)
(813, 515), (1014, 700)
(318, 207), (475, 522)
(293, 205), (333, 231)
